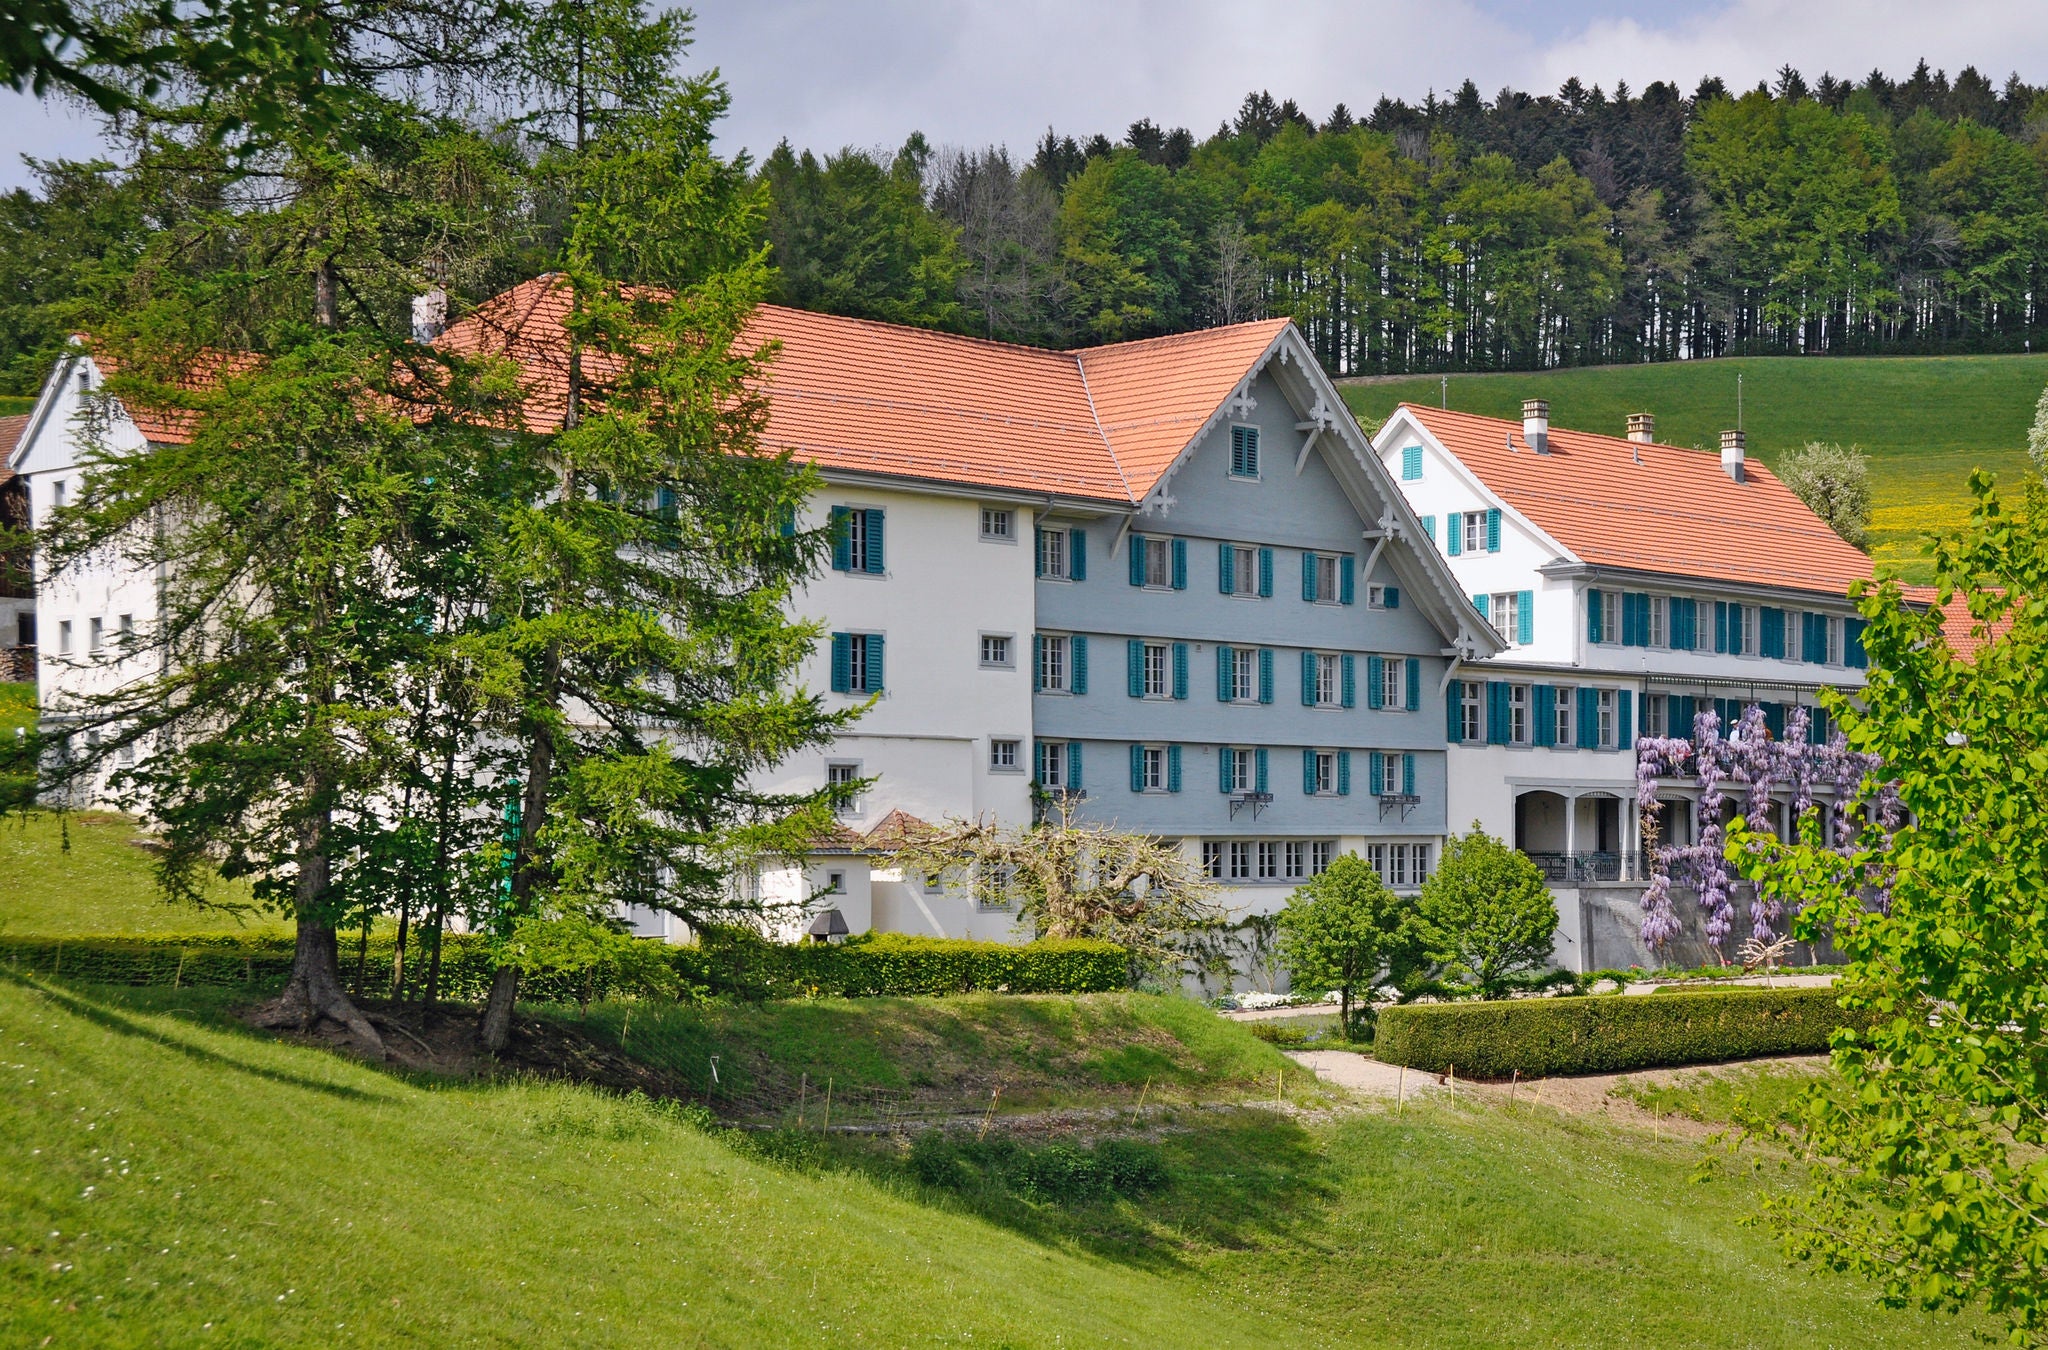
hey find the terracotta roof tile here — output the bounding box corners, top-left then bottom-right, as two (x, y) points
(861, 809), (933, 853)
(1904, 584), (2014, 662)
(0, 414), (28, 472)
(435, 275), (1292, 504)
(1401, 405), (1875, 599)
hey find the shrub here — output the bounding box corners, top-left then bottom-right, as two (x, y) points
(906, 1131), (1168, 1205)
(1373, 987), (1865, 1079)
(678, 929), (1129, 999)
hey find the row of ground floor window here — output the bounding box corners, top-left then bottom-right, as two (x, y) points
(1450, 682), (1835, 748)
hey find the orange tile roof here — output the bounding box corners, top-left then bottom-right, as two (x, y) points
(861, 809), (934, 854)
(0, 414), (26, 477)
(436, 275), (1293, 504)
(1400, 404), (1876, 598)
(83, 345), (265, 446)
(1904, 584), (2014, 662)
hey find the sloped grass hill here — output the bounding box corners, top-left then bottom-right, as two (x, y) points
(0, 810), (274, 938)
(1342, 353), (2048, 582)
(1, 975), (1982, 1347)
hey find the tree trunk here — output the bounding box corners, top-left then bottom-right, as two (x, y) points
(479, 964), (520, 1052)
(255, 847), (387, 1057)
(1340, 986), (1352, 1043)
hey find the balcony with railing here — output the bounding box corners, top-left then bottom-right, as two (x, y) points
(1521, 850), (1645, 885)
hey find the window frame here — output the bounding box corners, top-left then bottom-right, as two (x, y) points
(1735, 604), (1756, 657)
(1379, 657), (1404, 710)
(1036, 526), (1069, 580)
(1311, 553), (1340, 606)
(1462, 513), (1486, 554)
(1314, 652), (1341, 708)
(1648, 595), (1669, 648)
(1312, 750), (1336, 796)
(1508, 683), (1531, 745)
(1139, 744), (1166, 792)
(1310, 841), (1335, 875)
(989, 738), (1022, 772)
(1597, 591), (1621, 646)
(1142, 536), (1171, 588)
(1142, 642), (1169, 698)
(979, 632), (1013, 669)
(1228, 544), (1259, 597)
(979, 506), (1015, 542)
(1554, 690), (1575, 747)
(1231, 647), (1257, 703)
(1459, 683), (1482, 743)
(1597, 689), (1618, 748)
(1039, 634), (1071, 693)
(1488, 591), (1521, 646)
(1225, 747), (1254, 794)
(826, 760), (863, 818)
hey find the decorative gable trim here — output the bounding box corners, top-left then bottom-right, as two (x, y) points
(1374, 406), (1580, 567)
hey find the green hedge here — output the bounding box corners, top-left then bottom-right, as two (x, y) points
(1372, 987), (1864, 1079)
(0, 930), (1130, 1002)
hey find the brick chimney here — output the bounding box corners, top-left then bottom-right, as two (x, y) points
(1626, 413), (1655, 444)
(1720, 429), (1746, 483)
(1522, 399), (1550, 456)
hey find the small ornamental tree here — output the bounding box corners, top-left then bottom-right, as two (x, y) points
(1275, 854), (1402, 1038)
(1733, 472), (2048, 1344)
(889, 797), (1219, 966)
(1416, 825), (1557, 999)
(1775, 441), (1872, 549)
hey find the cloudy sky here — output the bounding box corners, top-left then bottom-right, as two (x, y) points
(4, 0), (2046, 188)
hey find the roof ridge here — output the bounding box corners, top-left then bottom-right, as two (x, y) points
(755, 303), (1080, 362)
(1070, 350), (1134, 503)
(1077, 316), (1290, 357)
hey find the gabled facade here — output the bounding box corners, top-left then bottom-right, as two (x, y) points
(1376, 401), (1876, 968)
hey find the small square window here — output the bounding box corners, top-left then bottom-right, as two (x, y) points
(980, 507), (1013, 540)
(826, 761), (862, 817)
(980, 633), (1012, 668)
(989, 738), (1021, 771)
(1229, 425), (1260, 477)
(825, 870), (846, 894)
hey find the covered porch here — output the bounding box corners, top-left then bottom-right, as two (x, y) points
(1512, 785), (1646, 885)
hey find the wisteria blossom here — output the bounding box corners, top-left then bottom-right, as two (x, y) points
(1635, 704), (1889, 953)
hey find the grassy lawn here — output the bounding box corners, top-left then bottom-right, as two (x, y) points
(1610, 1060), (1830, 1128)
(0, 976), (1983, 1348)
(1342, 353), (2046, 581)
(0, 810), (274, 938)
(1, 681), (31, 737)
(0, 395), (29, 416)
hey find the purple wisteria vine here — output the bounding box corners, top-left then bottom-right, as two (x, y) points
(1635, 704), (1897, 952)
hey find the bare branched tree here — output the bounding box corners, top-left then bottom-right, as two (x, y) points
(928, 146), (1067, 343)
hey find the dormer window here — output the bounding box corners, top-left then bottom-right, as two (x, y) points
(1229, 425), (1260, 478)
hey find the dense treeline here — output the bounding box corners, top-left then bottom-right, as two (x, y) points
(756, 61), (2048, 373)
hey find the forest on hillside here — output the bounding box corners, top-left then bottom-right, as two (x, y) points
(760, 62), (2048, 375)
(5, 60), (2048, 390)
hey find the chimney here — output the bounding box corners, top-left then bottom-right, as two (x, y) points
(1626, 413), (1655, 444)
(1522, 398), (1550, 455)
(1720, 429), (1746, 483)
(411, 287), (448, 343)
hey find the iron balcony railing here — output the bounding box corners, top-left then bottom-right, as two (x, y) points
(1521, 850), (1644, 884)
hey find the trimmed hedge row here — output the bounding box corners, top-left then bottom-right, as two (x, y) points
(0, 930), (1130, 1002)
(1373, 987), (1863, 1079)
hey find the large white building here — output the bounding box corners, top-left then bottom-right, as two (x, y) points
(1375, 401), (1877, 968)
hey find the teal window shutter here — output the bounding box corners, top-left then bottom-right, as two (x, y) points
(1258, 547), (1273, 597)
(1402, 753), (1415, 796)
(1068, 528), (1085, 581)
(777, 504), (797, 538)
(864, 509), (885, 573)
(1406, 657), (1421, 711)
(1301, 552), (1318, 602)
(829, 633), (851, 692)
(1578, 687), (1599, 749)
(1220, 749), (1234, 794)
(1674, 598), (1696, 651)
(1518, 590), (1534, 645)
(829, 506), (852, 572)
(1216, 645), (1233, 701)
(1846, 617), (1867, 668)
(1171, 538), (1186, 589)
(1259, 648), (1274, 704)
(1340, 554), (1355, 605)
(1714, 601), (1730, 654)
(1167, 744), (1182, 793)
(1617, 689), (1633, 749)
(1533, 684), (1555, 746)
(1172, 642), (1188, 700)
(1447, 512), (1462, 556)
(1217, 542), (1234, 594)
(1446, 679), (1462, 741)
(1035, 740), (1047, 783)
(1336, 750), (1351, 796)
(1421, 515), (1435, 544)
(1586, 589), (1602, 643)
(1367, 654), (1384, 709)
(1341, 654), (1356, 708)
(1066, 742), (1082, 789)
(1255, 748), (1268, 794)
(1386, 586), (1400, 609)
(1301, 748), (1316, 794)
(1128, 640), (1144, 698)
(1071, 636), (1088, 694)
(1473, 593), (1490, 623)
(1129, 536), (1145, 586)
(1402, 444), (1423, 480)
(1487, 681), (1508, 744)
(1760, 607), (1784, 659)
(1033, 635), (1045, 692)
(1368, 752), (1383, 796)
(1034, 528), (1047, 579)
(1129, 744), (1144, 793)
(864, 633), (885, 692)
(1486, 507), (1501, 552)
(1301, 651), (1316, 705)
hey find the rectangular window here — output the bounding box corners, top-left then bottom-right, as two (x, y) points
(1310, 841), (1334, 875)
(1460, 684), (1482, 743)
(1462, 513), (1486, 554)
(89, 617), (103, 652)
(1229, 425), (1260, 477)
(1202, 842), (1224, 879)
(1597, 689), (1617, 748)
(990, 738), (1020, 771)
(1314, 554), (1338, 603)
(826, 870), (846, 894)
(980, 507), (1013, 540)
(1815, 614), (1840, 665)
(58, 620), (72, 655)
(1143, 536), (1171, 587)
(1374, 751), (1402, 795)
(1225, 748), (1254, 794)
(1401, 444), (1423, 480)
(1040, 741), (1067, 787)
(1314, 653), (1341, 707)
(1488, 592), (1521, 646)
(1284, 841), (1306, 879)
(842, 509), (875, 573)
(1380, 658), (1403, 709)
(826, 761), (862, 817)
(1140, 745), (1165, 791)
(1228, 841), (1253, 880)
(1257, 841), (1280, 880)
(1509, 684), (1530, 745)
(980, 634), (1011, 668)
(1555, 689), (1575, 748)
(1735, 605), (1756, 657)
(1036, 527), (1068, 579)
(1645, 693), (1668, 739)
(1312, 751), (1336, 795)
(1231, 648), (1256, 702)
(1366, 584), (1387, 610)
(1228, 545), (1258, 597)
(1597, 591), (1621, 645)
(1039, 635), (1070, 692)
(1648, 596), (1668, 648)
(1143, 642), (1169, 698)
